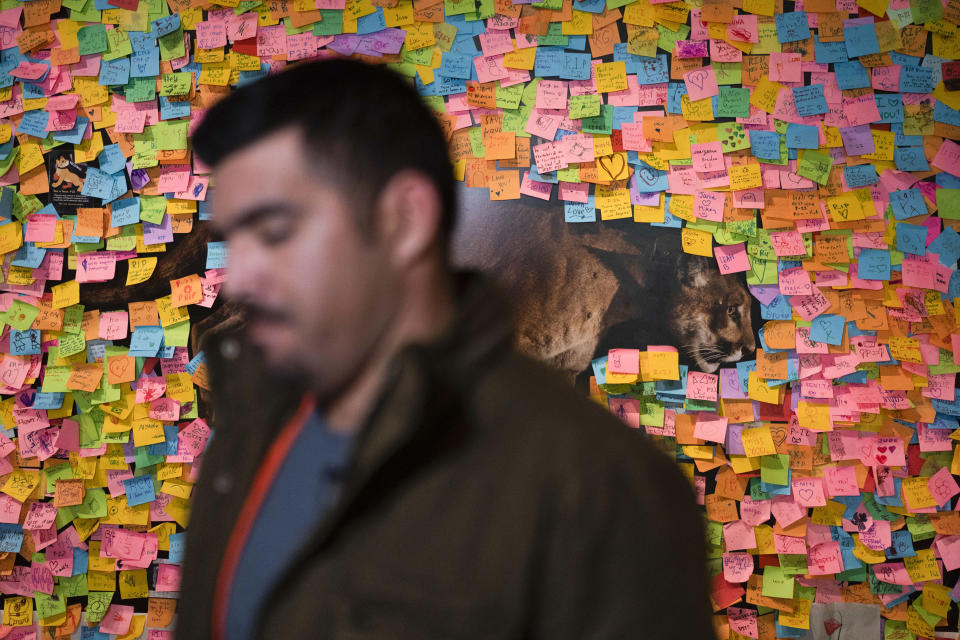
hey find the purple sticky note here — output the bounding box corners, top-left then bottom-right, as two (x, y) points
(838, 124), (875, 156)
(720, 368), (749, 399)
(142, 214), (173, 245)
(725, 423), (747, 456)
(748, 284), (780, 306)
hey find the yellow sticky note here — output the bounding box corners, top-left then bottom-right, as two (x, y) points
(748, 371), (781, 404)
(51, 280), (80, 309)
(681, 227), (714, 256)
(750, 78), (783, 114)
(595, 61), (628, 93)
(741, 425), (777, 457)
(126, 257), (157, 285)
(645, 349), (680, 380)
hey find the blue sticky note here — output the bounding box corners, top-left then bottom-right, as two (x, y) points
(775, 11), (810, 43)
(761, 294), (793, 320)
(858, 249), (891, 280)
(749, 130), (781, 160)
(98, 56), (130, 86)
(52, 116), (90, 146)
(632, 162), (668, 192)
(151, 14), (180, 37)
(894, 146), (930, 171)
(130, 47), (160, 78)
(844, 165), (879, 188)
(534, 46), (564, 77)
(814, 36), (848, 64)
(900, 65), (934, 93)
(875, 94), (904, 124)
(159, 95), (191, 120)
(97, 144), (126, 175)
(111, 197), (140, 227)
(123, 475), (156, 507)
(561, 52), (591, 80)
(785, 123), (819, 149)
(889, 188), (926, 220)
(634, 54), (669, 85)
(844, 23), (880, 58)
(0, 524), (23, 553)
(9, 329), (41, 356)
(168, 532), (187, 563)
(792, 84), (828, 116)
(809, 314), (845, 345)
(16, 110), (49, 139)
(928, 227), (960, 266)
(565, 196), (596, 223)
(128, 326), (164, 357)
(80, 167), (118, 200)
(439, 52), (473, 80)
(206, 240), (229, 269)
(835, 60), (871, 90)
(896, 222), (927, 256)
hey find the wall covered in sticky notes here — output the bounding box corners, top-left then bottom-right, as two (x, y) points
(0, 0), (958, 632)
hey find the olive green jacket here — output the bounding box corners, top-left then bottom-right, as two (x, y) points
(176, 272), (714, 640)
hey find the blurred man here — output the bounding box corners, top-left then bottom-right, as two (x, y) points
(177, 58), (714, 640)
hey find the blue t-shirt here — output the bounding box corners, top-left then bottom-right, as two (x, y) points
(227, 410), (355, 640)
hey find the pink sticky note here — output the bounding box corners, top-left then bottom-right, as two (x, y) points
(683, 65), (719, 101)
(933, 139), (960, 174)
(723, 520), (757, 551)
(98, 311), (129, 340)
(607, 348), (640, 375)
(929, 466), (960, 506)
(687, 372), (719, 401)
(24, 214), (58, 243)
(536, 79), (567, 110)
(100, 604), (134, 635)
(691, 141), (724, 172)
(770, 230), (806, 257)
(722, 552), (754, 583)
(791, 476), (826, 507)
(693, 413), (728, 443)
(778, 266), (814, 296)
(196, 20), (227, 49)
(694, 190), (725, 221)
(768, 52), (802, 82)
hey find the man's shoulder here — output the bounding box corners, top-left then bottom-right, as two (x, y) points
(466, 350), (679, 482)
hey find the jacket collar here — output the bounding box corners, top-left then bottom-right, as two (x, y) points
(255, 270), (514, 633)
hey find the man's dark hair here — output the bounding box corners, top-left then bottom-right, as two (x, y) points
(193, 58), (456, 249)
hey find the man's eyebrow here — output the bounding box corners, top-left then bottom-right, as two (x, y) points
(211, 202), (298, 238)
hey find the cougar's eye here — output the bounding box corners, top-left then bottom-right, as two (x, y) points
(727, 304), (741, 320)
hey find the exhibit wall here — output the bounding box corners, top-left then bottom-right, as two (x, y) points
(0, 0), (959, 636)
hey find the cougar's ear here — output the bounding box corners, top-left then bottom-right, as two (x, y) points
(676, 253), (711, 288)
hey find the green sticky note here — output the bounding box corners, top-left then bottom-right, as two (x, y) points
(938, 189), (960, 219)
(468, 127), (485, 158)
(445, 0), (474, 16)
(910, 0), (943, 22)
(5, 299), (40, 331)
(104, 29), (133, 60)
(55, 574), (89, 599)
(714, 62), (742, 85)
(797, 149), (833, 185)
(34, 592), (66, 621)
(718, 122), (751, 152)
(779, 554), (808, 575)
(313, 9), (343, 35)
(657, 23), (690, 53)
(77, 488), (107, 519)
(496, 83), (523, 110)
(77, 24), (108, 55)
(569, 94), (602, 119)
(159, 72), (191, 97)
(158, 26), (186, 61)
(140, 196), (166, 224)
(716, 87), (750, 118)
(41, 366), (71, 393)
(58, 332), (86, 358)
(163, 320), (190, 347)
(85, 592), (114, 623)
(761, 565), (795, 599)
(63, 305), (84, 334)
(124, 76), (157, 103)
(581, 105), (613, 135)
(153, 121), (189, 151)
(760, 453), (791, 486)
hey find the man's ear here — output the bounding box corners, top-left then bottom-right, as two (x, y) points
(375, 170), (444, 267)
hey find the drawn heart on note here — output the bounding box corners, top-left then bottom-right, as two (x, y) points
(878, 446), (887, 453)
(799, 488), (814, 501)
(824, 618), (842, 636)
(876, 454), (887, 465)
(770, 426), (788, 447)
(598, 154), (626, 180)
(687, 70), (707, 91)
